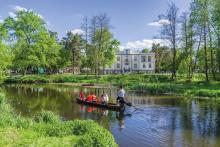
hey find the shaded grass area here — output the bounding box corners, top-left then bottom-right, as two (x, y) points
(5, 73), (220, 98)
(0, 93), (118, 147)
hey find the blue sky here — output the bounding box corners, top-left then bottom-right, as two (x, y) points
(0, 0), (191, 49)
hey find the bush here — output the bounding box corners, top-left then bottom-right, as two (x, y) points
(75, 121), (118, 147)
(34, 111), (60, 124)
(193, 89), (220, 98)
(0, 94), (118, 146)
(0, 93), (5, 104)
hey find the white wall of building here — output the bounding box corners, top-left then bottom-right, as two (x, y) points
(105, 49), (155, 74)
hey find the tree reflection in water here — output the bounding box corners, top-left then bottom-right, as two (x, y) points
(2, 84), (220, 147)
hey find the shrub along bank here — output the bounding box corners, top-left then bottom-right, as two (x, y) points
(4, 74), (220, 98)
(0, 93), (118, 147)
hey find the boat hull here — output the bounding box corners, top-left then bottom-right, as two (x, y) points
(76, 98), (124, 111)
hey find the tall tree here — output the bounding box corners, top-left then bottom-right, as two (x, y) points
(159, 2), (179, 80)
(87, 14), (119, 75)
(192, 0), (210, 81)
(62, 31), (84, 74)
(211, 0), (220, 74)
(180, 12), (195, 80)
(4, 9), (61, 74)
(81, 16), (90, 75)
(152, 43), (172, 73)
(0, 22), (11, 82)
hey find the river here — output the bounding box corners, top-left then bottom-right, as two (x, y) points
(1, 84), (220, 147)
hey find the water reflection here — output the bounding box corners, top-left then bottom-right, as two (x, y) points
(1, 84), (220, 147)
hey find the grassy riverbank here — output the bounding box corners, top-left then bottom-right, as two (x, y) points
(5, 74), (220, 98)
(0, 93), (117, 147)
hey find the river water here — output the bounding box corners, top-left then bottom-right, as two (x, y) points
(1, 84), (220, 147)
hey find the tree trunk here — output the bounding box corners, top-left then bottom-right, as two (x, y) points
(72, 49), (75, 75)
(172, 46), (176, 80)
(218, 36), (220, 73)
(189, 25), (193, 80)
(192, 28), (202, 77)
(208, 23), (216, 80)
(203, 21), (209, 82)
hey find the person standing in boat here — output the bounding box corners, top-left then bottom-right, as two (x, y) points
(117, 85), (125, 106)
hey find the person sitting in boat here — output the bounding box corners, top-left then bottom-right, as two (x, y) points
(117, 85), (125, 106)
(79, 92), (86, 100)
(100, 93), (109, 104)
(87, 92), (97, 102)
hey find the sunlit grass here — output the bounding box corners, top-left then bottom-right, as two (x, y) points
(5, 73), (220, 98)
(0, 93), (118, 147)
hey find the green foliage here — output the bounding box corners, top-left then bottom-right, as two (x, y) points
(5, 75), (49, 83)
(0, 93), (5, 104)
(142, 48), (149, 53)
(0, 93), (118, 146)
(0, 24), (11, 83)
(131, 81), (220, 98)
(5, 73), (220, 98)
(4, 9), (61, 74)
(61, 32), (84, 74)
(152, 43), (172, 73)
(34, 111), (60, 124)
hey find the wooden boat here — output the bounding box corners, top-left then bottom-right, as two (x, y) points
(76, 98), (124, 111)
(81, 83), (95, 86)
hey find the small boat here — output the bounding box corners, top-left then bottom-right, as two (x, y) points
(81, 84), (95, 86)
(76, 98), (124, 111)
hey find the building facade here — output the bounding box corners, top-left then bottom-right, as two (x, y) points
(104, 49), (155, 74)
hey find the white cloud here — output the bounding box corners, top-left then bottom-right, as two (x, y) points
(148, 19), (170, 27)
(14, 5), (27, 12)
(0, 15), (3, 23)
(71, 29), (85, 35)
(8, 12), (16, 18)
(37, 14), (44, 19)
(120, 39), (169, 50)
(10, 5), (45, 21)
(46, 21), (50, 26)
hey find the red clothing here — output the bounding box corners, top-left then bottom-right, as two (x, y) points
(87, 94), (97, 101)
(87, 95), (93, 101)
(91, 95), (97, 101)
(79, 92), (85, 100)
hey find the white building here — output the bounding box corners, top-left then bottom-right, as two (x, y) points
(104, 49), (155, 74)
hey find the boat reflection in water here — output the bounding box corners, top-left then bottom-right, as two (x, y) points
(79, 104), (132, 131)
(3, 84), (220, 147)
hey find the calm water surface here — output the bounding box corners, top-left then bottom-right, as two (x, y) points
(1, 84), (220, 147)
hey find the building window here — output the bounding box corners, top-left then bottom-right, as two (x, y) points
(117, 64), (120, 68)
(125, 49), (129, 54)
(125, 56), (128, 62)
(141, 56), (146, 62)
(134, 56), (137, 61)
(134, 64), (137, 68)
(148, 56), (151, 62)
(117, 56), (120, 61)
(125, 63), (129, 66)
(143, 64), (146, 68)
(149, 63), (151, 68)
